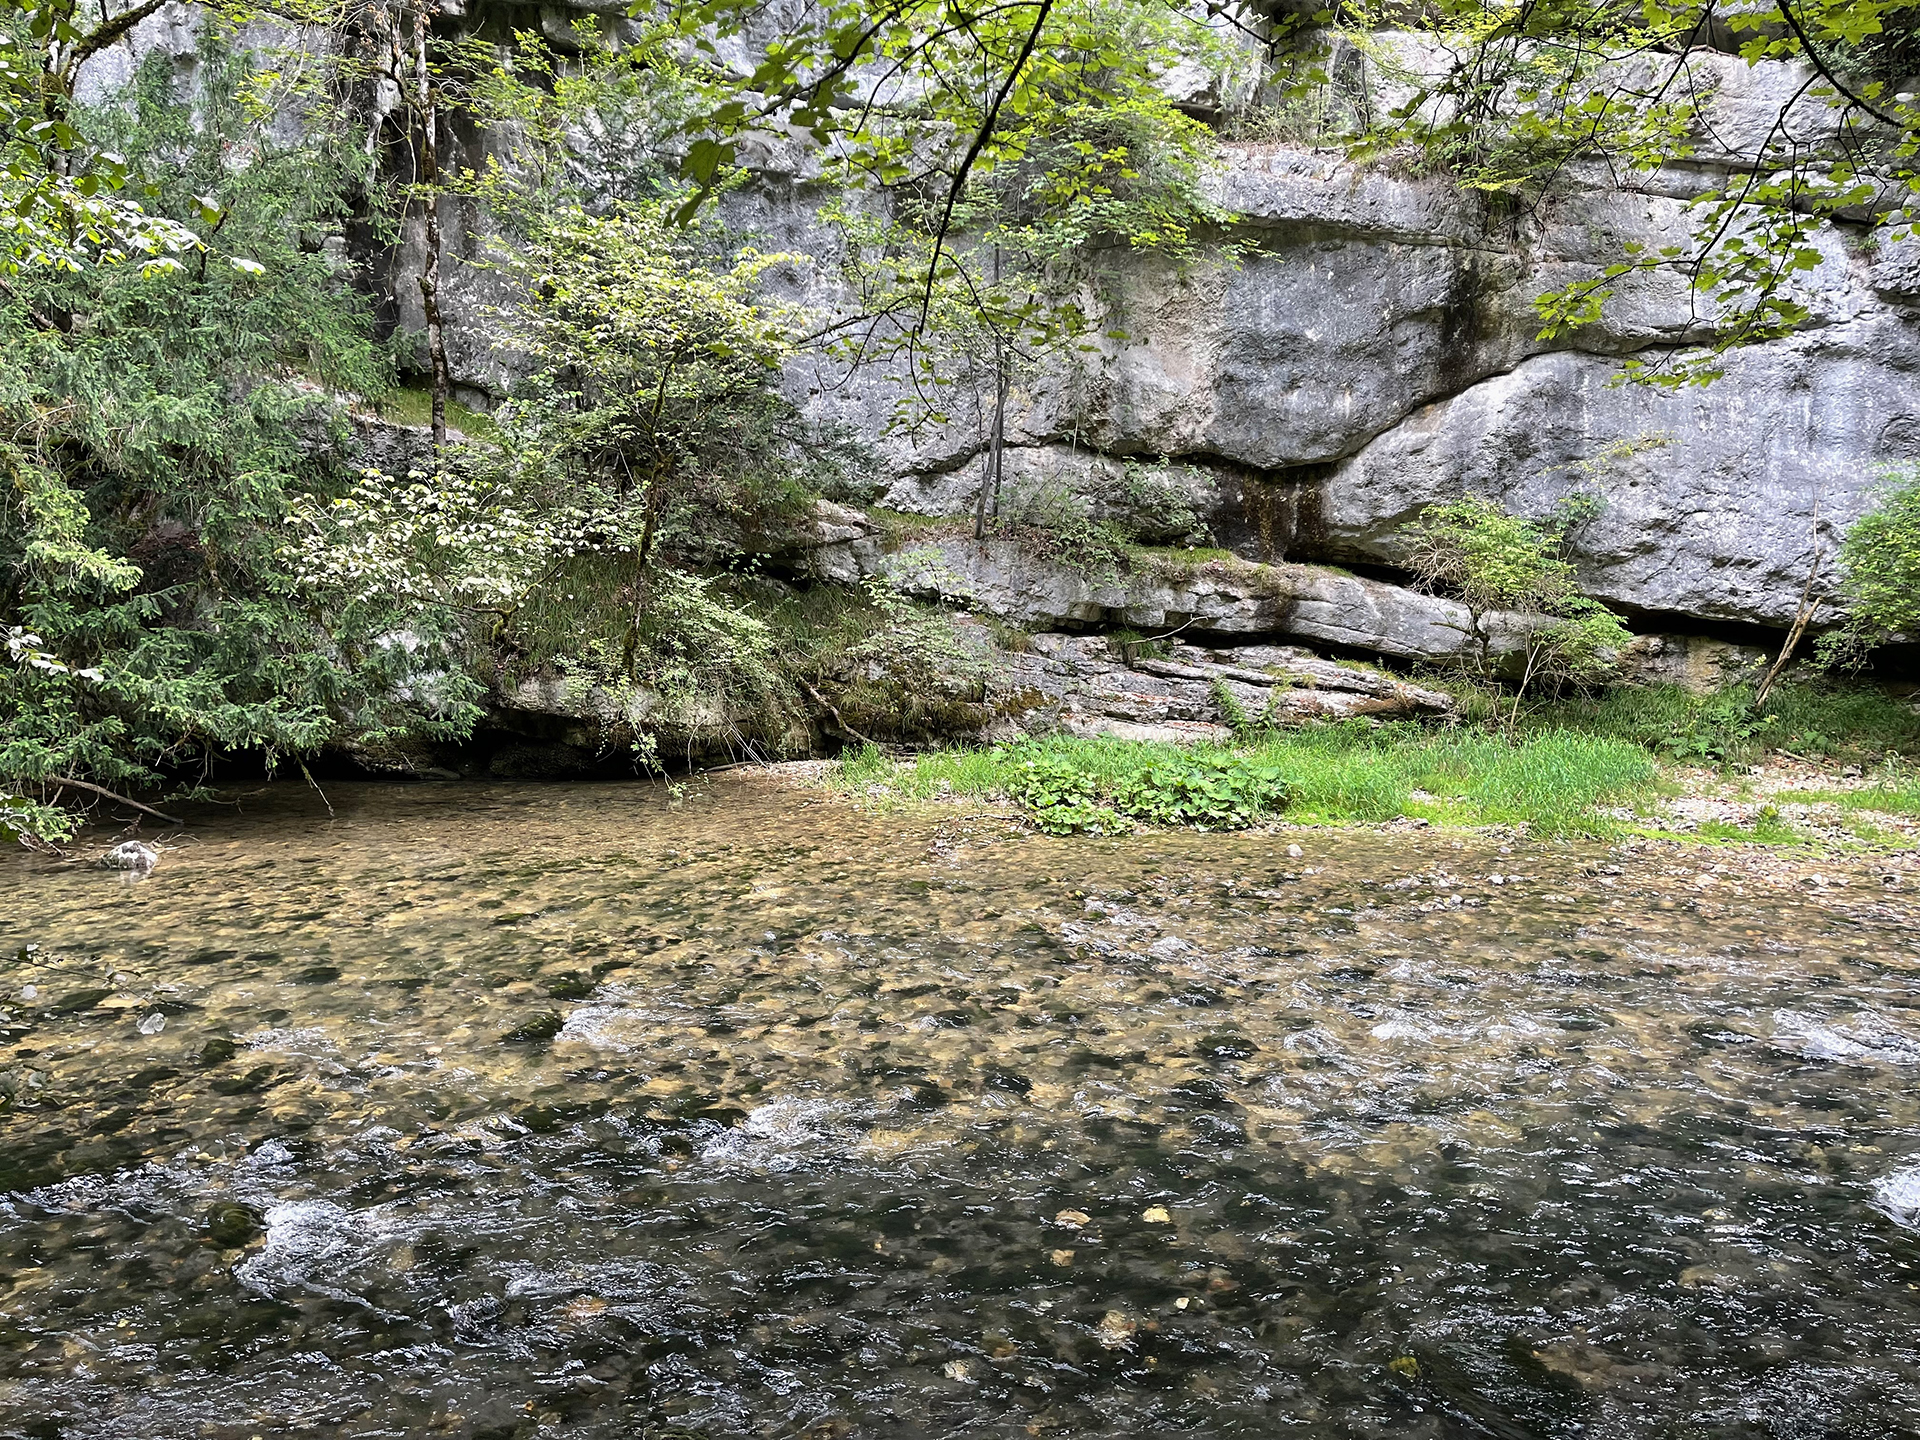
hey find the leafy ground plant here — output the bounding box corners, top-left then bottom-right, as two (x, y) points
(1004, 742), (1290, 834)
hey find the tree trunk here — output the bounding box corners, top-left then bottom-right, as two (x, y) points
(973, 247), (1007, 541)
(1509, 642), (1542, 737)
(974, 342), (1009, 541)
(1753, 543), (1825, 708)
(619, 483), (666, 675)
(988, 336), (1009, 522)
(412, 2), (449, 451)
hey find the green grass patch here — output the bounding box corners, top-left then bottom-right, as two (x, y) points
(1248, 724), (1656, 835)
(1127, 543), (1243, 569)
(1523, 680), (1920, 766)
(865, 507), (965, 548)
(376, 385), (502, 444)
(1789, 779), (1920, 816)
(835, 740), (893, 788)
(1844, 814), (1898, 844)
(1687, 808), (1811, 846)
(840, 724), (1659, 837)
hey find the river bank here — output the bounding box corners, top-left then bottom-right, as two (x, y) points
(820, 730), (1920, 852)
(19, 721), (1920, 874)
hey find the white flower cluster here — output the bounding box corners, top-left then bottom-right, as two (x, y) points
(284, 468), (633, 612)
(0, 176), (202, 275)
(4, 626), (104, 682)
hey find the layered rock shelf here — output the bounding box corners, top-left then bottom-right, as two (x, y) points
(994, 634), (1457, 745)
(798, 504), (1547, 661)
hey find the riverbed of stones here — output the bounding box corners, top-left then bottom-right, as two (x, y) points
(1644, 756), (1920, 847)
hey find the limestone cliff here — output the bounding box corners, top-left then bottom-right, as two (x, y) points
(393, 27), (1902, 642)
(81, 6), (1916, 653)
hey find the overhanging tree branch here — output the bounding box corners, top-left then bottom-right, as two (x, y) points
(916, 0), (1054, 330)
(1774, 0), (1906, 131)
(58, 0), (171, 80)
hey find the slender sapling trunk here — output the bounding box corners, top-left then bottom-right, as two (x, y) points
(974, 246), (1007, 540)
(412, 2), (449, 450)
(1755, 545), (1824, 708)
(988, 336), (1009, 523)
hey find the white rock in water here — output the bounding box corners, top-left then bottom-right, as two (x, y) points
(1875, 1166), (1920, 1228)
(99, 841), (158, 873)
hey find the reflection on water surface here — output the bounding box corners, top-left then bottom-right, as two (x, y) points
(3, 777), (1919, 1439)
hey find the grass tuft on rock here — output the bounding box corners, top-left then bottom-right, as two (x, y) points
(375, 384), (503, 443)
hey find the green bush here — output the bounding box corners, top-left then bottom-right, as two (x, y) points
(1819, 465), (1920, 668)
(1400, 493), (1628, 702)
(1, 36), (478, 839)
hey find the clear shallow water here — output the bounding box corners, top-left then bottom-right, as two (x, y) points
(2, 777), (1919, 1439)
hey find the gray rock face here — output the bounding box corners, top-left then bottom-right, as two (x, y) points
(773, 145), (1912, 637)
(873, 534), (1547, 662)
(797, 501), (1553, 668)
(1307, 321), (1920, 626)
(753, 48), (1913, 636)
(1615, 633), (1770, 693)
(1074, 239), (1526, 468)
(1209, 146), (1483, 245)
(790, 499), (885, 584)
(79, 9), (1920, 637)
(489, 619), (1458, 754)
(992, 633), (1455, 744)
(1869, 225), (1920, 304)
(349, 415), (440, 476)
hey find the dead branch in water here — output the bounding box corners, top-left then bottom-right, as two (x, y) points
(48, 776), (183, 827)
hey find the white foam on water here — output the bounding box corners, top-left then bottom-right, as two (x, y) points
(699, 1096), (860, 1173)
(553, 1002), (650, 1050)
(16, 1161), (183, 1216)
(1771, 1009), (1920, 1064)
(1487, 1014), (1552, 1040)
(241, 1026), (339, 1059)
(1282, 1027), (1344, 1056)
(234, 1199), (395, 1302)
(1368, 1019), (1429, 1042)
(553, 986), (707, 1051)
(1874, 1165), (1920, 1228)
(221, 1143), (304, 1209)
(500, 1255), (665, 1306)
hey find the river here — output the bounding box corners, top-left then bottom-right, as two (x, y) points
(3, 776), (1918, 1438)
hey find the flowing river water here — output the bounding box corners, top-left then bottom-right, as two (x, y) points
(3, 776), (1919, 1439)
